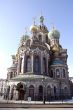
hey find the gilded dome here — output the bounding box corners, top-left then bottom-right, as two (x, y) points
(30, 25), (37, 32)
(51, 44), (60, 52)
(48, 28), (60, 39)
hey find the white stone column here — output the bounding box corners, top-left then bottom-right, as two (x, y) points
(17, 58), (21, 75)
(47, 55), (49, 74)
(21, 56), (24, 74)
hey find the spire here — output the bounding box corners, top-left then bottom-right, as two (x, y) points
(33, 17), (36, 25)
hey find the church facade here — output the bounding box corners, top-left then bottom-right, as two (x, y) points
(6, 16), (70, 101)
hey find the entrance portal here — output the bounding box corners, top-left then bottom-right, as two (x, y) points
(16, 82), (25, 100)
(39, 85), (43, 100)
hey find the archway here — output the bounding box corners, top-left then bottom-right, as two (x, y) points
(38, 85), (43, 100)
(47, 85), (51, 100)
(16, 82), (26, 100)
(29, 85), (34, 100)
(63, 87), (68, 99)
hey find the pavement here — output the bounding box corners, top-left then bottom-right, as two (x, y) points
(0, 96), (73, 108)
(1, 108), (73, 110)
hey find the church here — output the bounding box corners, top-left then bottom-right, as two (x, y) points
(6, 16), (70, 101)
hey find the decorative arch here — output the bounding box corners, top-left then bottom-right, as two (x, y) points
(63, 87), (68, 94)
(47, 85), (51, 95)
(54, 86), (56, 95)
(16, 82), (26, 100)
(38, 85), (43, 100)
(63, 87), (69, 99)
(47, 85), (51, 100)
(10, 72), (13, 78)
(45, 35), (48, 43)
(43, 57), (46, 74)
(56, 69), (60, 78)
(49, 70), (53, 78)
(38, 34), (42, 41)
(34, 56), (40, 74)
(29, 85), (34, 100)
(63, 69), (65, 78)
(26, 56), (31, 72)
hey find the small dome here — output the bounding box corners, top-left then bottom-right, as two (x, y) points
(51, 44), (60, 52)
(20, 34), (29, 42)
(48, 28), (60, 39)
(30, 25), (37, 32)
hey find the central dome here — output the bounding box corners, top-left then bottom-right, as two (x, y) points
(48, 28), (60, 39)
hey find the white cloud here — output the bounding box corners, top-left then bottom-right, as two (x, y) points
(68, 65), (73, 77)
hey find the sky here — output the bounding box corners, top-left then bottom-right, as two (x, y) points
(0, 0), (73, 78)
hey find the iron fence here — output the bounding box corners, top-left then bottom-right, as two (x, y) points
(0, 92), (72, 104)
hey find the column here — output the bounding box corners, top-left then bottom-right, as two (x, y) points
(31, 55), (33, 73)
(46, 55), (48, 75)
(24, 55), (26, 73)
(21, 56), (24, 74)
(41, 52), (43, 74)
(17, 58), (21, 75)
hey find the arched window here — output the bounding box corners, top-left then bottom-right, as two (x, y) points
(26, 56), (31, 72)
(29, 85), (34, 100)
(19, 57), (22, 73)
(46, 35), (48, 43)
(56, 69), (60, 78)
(10, 72), (13, 78)
(38, 35), (42, 41)
(54, 86), (56, 94)
(63, 87), (68, 98)
(47, 86), (51, 98)
(63, 69), (65, 78)
(43, 57), (46, 74)
(34, 56), (40, 73)
(49, 70), (53, 78)
(39, 85), (43, 100)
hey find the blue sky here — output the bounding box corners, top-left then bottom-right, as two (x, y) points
(0, 0), (73, 78)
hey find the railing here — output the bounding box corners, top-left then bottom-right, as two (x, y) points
(0, 92), (72, 104)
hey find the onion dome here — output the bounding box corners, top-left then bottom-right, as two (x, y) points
(20, 34), (29, 42)
(38, 15), (48, 33)
(30, 25), (37, 32)
(48, 27), (60, 39)
(51, 44), (60, 52)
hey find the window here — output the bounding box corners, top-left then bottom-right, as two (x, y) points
(49, 70), (53, 78)
(63, 69), (65, 78)
(29, 85), (34, 100)
(54, 86), (56, 94)
(43, 57), (46, 74)
(26, 56), (31, 72)
(38, 35), (42, 41)
(56, 69), (60, 78)
(47, 86), (51, 96)
(46, 35), (48, 43)
(34, 56), (40, 73)
(10, 72), (13, 78)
